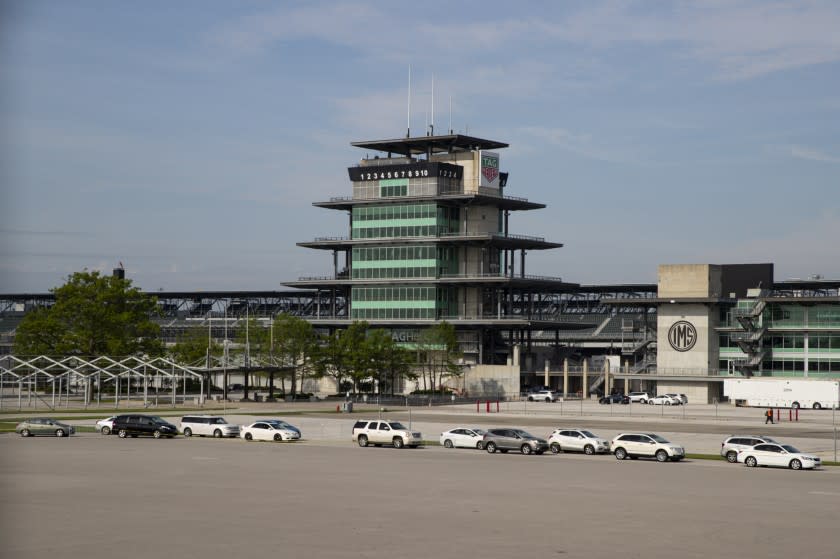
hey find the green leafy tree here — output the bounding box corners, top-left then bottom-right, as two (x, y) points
(416, 321), (462, 393)
(272, 313), (319, 397)
(364, 328), (412, 395)
(14, 270), (162, 357)
(317, 322), (368, 394)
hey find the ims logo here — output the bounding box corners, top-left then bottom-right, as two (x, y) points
(668, 321), (697, 352)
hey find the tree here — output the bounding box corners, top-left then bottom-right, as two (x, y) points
(14, 270), (162, 357)
(416, 321), (462, 393)
(272, 313), (319, 397)
(363, 328), (412, 395)
(317, 322), (368, 394)
(170, 325), (223, 397)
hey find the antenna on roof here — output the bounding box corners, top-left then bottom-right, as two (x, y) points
(406, 65), (411, 138)
(449, 95), (453, 134)
(430, 74), (435, 136)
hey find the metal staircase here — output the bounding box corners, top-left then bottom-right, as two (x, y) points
(730, 297), (767, 377)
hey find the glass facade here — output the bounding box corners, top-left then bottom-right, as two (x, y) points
(351, 204), (459, 239)
(350, 286), (456, 320)
(352, 245), (457, 279)
(353, 176), (462, 200)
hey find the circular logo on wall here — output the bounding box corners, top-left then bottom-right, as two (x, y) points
(668, 320), (697, 352)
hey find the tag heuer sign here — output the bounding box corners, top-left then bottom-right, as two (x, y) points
(668, 321), (697, 352)
(480, 151), (500, 187)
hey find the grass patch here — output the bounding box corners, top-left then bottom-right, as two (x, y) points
(685, 453), (726, 461)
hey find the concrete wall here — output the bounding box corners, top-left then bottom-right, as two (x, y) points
(657, 304), (716, 371)
(462, 363), (519, 398)
(659, 264), (715, 298)
(655, 381), (718, 404)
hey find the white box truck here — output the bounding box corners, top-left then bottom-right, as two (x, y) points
(723, 378), (840, 409)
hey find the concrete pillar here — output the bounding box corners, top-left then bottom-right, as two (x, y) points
(544, 361), (550, 388)
(603, 360), (610, 394)
(625, 377), (630, 396)
(563, 358), (569, 398)
(513, 344), (520, 368)
(582, 360), (589, 399)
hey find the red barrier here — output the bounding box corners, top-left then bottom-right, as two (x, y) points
(795, 408), (799, 422)
(476, 400), (480, 413)
(496, 400), (500, 413)
(776, 408), (780, 422)
(789, 409), (792, 422)
(486, 400), (490, 413)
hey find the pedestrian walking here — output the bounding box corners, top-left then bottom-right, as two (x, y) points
(765, 408), (774, 424)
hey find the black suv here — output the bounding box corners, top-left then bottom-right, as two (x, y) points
(112, 415), (178, 439)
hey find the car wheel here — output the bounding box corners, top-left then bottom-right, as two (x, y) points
(545, 398), (551, 403)
(274, 434), (282, 442)
(791, 401), (800, 409)
(486, 442), (497, 453)
(55, 429), (65, 437)
(550, 442), (561, 454)
(521, 444), (532, 455)
(118, 430), (128, 439)
(614, 447), (627, 460)
(244, 432), (253, 441)
(528, 396), (534, 402)
(726, 451), (738, 463)
(655, 450), (669, 462)
(357, 435), (368, 447)
(813, 403), (822, 410)
(153, 430), (162, 439)
(183, 428), (192, 437)
(665, 401), (671, 406)
(393, 437), (405, 449)
(648, 400), (655, 405)
(20, 428), (30, 437)
(584, 444), (595, 455)
(789, 459), (802, 470)
(213, 429), (223, 438)
(444, 439), (454, 449)
(101, 426), (111, 435)
(476, 441), (484, 450)
(745, 456), (757, 467)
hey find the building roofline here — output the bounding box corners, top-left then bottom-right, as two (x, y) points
(351, 134), (508, 156)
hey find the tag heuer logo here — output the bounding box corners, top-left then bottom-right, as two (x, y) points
(668, 321), (697, 352)
(481, 155), (499, 183)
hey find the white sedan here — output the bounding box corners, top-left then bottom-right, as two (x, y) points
(440, 427), (487, 449)
(648, 395), (681, 405)
(738, 443), (821, 470)
(241, 421), (301, 442)
(96, 416), (116, 435)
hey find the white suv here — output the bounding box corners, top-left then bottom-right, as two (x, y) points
(180, 415), (240, 438)
(352, 420), (423, 449)
(526, 390), (559, 402)
(628, 391), (652, 403)
(720, 434), (779, 463)
(610, 433), (685, 462)
(548, 428), (610, 455)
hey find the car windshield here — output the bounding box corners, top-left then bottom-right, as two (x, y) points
(580, 431), (596, 438)
(513, 429), (535, 438)
(388, 422), (407, 430)
(211, 418), (228, 424)
(781, 445), (801, 453)
(648, 434), (670, 443)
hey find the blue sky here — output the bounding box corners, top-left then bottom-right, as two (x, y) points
(2, 0), (839, 293)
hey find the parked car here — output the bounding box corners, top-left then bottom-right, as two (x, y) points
(352, 420), (422, 449)
(526, 390), (559, 402)
(665, 393), (688, 404)
(440, 427), (487, 449)
(261, 419), (301, 437)
(96, 416), (116, 435)
(648, 394), (682, 405)
(15, 418), (75, 437)
(548, 428), (610, 454)
(720, 434), (780, 463)
(599, 393), (629, 405)
(610, 433), (685, 462)
(181, 415), (240, 438)
(483, 428), (549, 455)
(628, 391), (652, 403)
(112, 415), (178, 439)
(737, 443), (821, 470)
(241, 421), (300, 442)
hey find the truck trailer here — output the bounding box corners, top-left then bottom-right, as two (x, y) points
(723, 378), (840, 409)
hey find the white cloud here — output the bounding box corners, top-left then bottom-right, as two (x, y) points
(789, 145), (840, 164)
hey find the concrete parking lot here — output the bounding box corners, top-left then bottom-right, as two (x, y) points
(2, 433), (839, 559)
